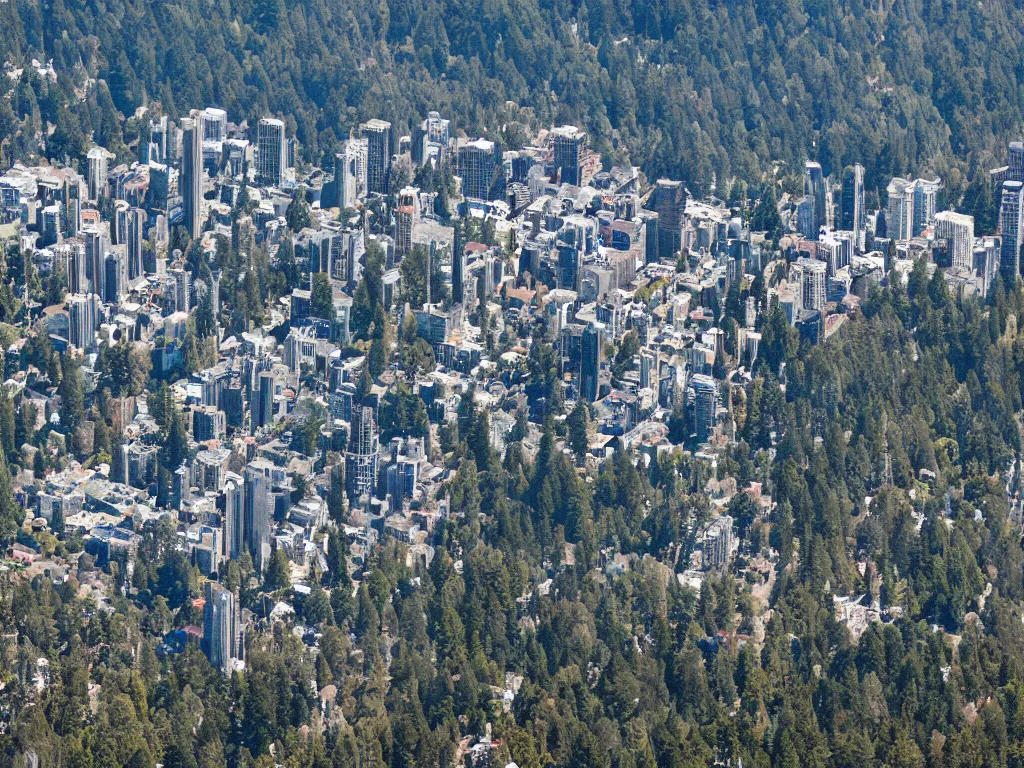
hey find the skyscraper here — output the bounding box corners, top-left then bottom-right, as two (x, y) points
(335, 138), (367, 209)
(912, 178), (942, 236)
(202, 581), (241, 675)
(181, 116), (205, 238)
(256, 117), (287, 187)
(244, 460), (273, 572)
(1010, 141), (1024, 183)
(886, 178), (915, 241)
(361, 119), (392, 196)
(345, 405), (379, 502)
(126, 207), (145, 281)
(649, 179), (687, 260)
(999, 180), (1024, 284)
(87, 146), (109, 202)
(68, 293), (100, 351)
(790, 257), (827, 312)
(691, 373), (718, 443)
(419, 111), (451, 166)
(458, 139), (496, 200)
(452, 220), (466, 305)
(201, 107), (227, 143)
(551, 125), (587, 186)
(581, 322), (603, 403)
(840, 164), (865, 248)
(394, 186), (420, 258)
(934, 211), (975, 270)
(804, 161), (826, 234)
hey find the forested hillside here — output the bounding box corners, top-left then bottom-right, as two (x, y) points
(6, 0), (1024, 195)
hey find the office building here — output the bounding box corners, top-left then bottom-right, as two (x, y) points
(934, 211), (975, 270)
(395, 186), (420, 258)
(691, 373), (718, 443)
(581, 322), (603, 402)
(203, 581), (241, 675)
(361, 119), (392, 196)
(1010, 141), (1024, 183)
(256, 117), (287, 187)
(244, 460), (273, 572)
(804, 161), (826, 233)
(840, 164), (864, 248)
(252, 370), (275, 432)
(649, 179), (687, 259)
(181, 116), (205, 238)
(999, 180), (1024, 284)
(345, 405), (379, 502)
(68, 293), (100, 351)
(452, 221), (466, 305)
(458, 139), (496, 200)
(552, 125), (587, 186)
(126, 207), (145, 281)
(220, 474), (244, 559)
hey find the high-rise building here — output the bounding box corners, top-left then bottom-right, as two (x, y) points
(551, 125), (587, 187)
(691, 373), (718, 443)
(934, 211), (975, 270)
(87, 146), (109, 202)
(649, 179), (687, 259)
(999, 180), (1024, 284)
(256, 117), (287, 187)
(252, 370), (275, 432)
(458, 139), (496, 200)
(886, 177), (915, 241)
(219, 473), (244, 559)
(452, 221), (466, 305)
(703, 515), (733, 570)
(202, 107), (227, 143)
(126, 207), (145, 281)
(394, 186), (420, 258)
(1010, 141), (1024, 183)
(419, 111), (451, 166)
(912, 178), (942, 236)
(840, 164), (865, 248)
(68, 293), (100, 351)
(84, 227), (107, 299)
(244, 460), (273, 572)
(790, 257), (827, 312)
(335, 138), (368, 209)
(804, 161), (826, 233)
(202, 581), (241, 675)
(181, 116), (205, 238)
(581, 322), (603, 403)
(345, 405), (379, 502)
(361, 119), (392, 196)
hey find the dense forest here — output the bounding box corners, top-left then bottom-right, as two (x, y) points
(2, 0), (1023, 196)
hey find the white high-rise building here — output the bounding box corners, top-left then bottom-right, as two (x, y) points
(886, 178), (915, 242)
(181, 116), (205, 239)
(87, 147), (109, 202)
(790, 257), (827, 312)
(335, 138), (368, 209)
(934, 211), (975, 270)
